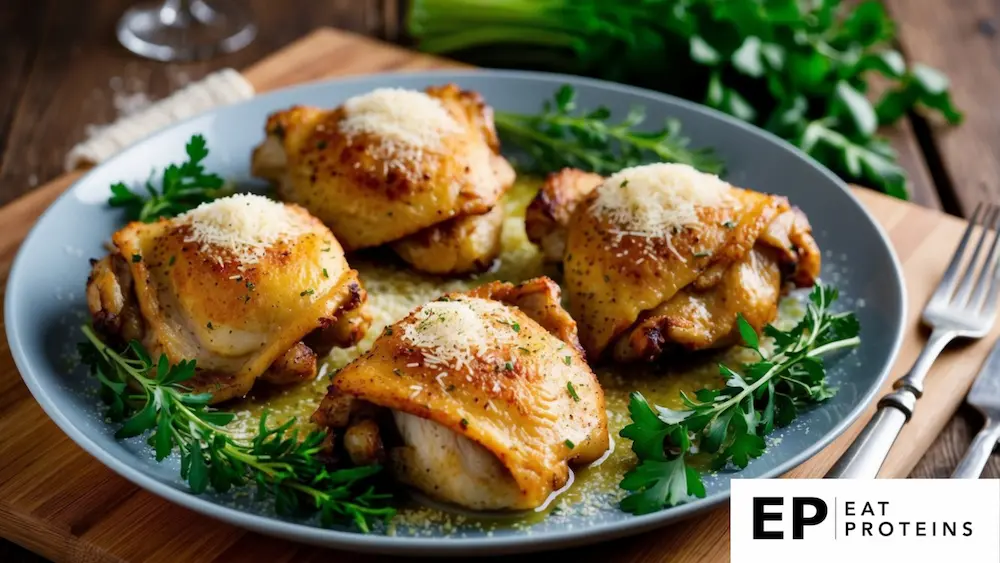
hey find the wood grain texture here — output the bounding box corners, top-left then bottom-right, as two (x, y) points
(0, 0), (401, 207)
(0, 28), (997, 563)
(0, 0), (946, 212)
(885, 0), (1000, 216)
(883, 0), (1000, 479)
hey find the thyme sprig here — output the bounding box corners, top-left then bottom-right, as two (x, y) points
(495, 85), (724, 176)
(78, 326), (395, 531)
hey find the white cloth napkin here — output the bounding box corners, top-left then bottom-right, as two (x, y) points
(65, 68), (255, 170)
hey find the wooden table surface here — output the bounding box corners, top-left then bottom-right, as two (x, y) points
(1, 0), (999, 561)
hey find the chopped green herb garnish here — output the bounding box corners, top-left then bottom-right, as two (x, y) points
(563, 355), (572, 366)
(300, 289), (314, 297)
(567, 382), (581, 402)
(564, 439), (575, 449)
(132, 254), (142, 263)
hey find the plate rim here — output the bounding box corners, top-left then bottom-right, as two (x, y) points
(4, 68), (907, 555)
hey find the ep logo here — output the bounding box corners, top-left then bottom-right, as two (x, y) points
(731, 479), (1000, 563)
(752, 496), (828, 540)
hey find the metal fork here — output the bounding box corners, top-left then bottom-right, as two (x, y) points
(827, 203), (1000, 478)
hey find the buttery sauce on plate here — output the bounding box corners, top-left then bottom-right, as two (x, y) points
(227, 180), (800, 534)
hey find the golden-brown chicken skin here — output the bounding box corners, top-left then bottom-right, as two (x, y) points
(311, 277), (609, 511)
(251, 84), (516, 274)
(390, 204), (505, 275)
(525, 168), (604, 262)
(86, 194), (371, 403)
(526, 163), (821, 361)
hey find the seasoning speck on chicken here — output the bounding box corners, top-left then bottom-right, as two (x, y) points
(177, 193), (308, 265)
(85, 194), (371, 404)
(251, 84), (517, 276)
(400, 297), (516, 371)
(525, 163), (822, 362)
(311, 277), (609, 511)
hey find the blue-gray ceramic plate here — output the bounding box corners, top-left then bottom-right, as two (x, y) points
(5, 70), (905, 556)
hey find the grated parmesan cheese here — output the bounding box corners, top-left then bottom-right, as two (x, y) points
(592, 163), (733, 239)
(400, 297), (515, 371)
(339, 88), (461, 167)
(178, 194), (307, 265)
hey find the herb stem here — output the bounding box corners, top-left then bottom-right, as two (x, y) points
(806, 336), (861, 358)
(493, 85), (723, 175)
(78, 327), (395, 531)
(618, 283), (861, 514)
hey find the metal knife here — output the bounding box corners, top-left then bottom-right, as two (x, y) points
(952, 338), (1000, 478)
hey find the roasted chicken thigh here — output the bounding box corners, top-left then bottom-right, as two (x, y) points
(525, 164), (821, 361)
(86, 194), (371, 403)
(311, 277), (609, 511)
(251, 84), (516, 275)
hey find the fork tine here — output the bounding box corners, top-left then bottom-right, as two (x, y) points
(969, 206), (1000, 311)
(932, 203), (984, 303)
(954, 204), (1000, 306)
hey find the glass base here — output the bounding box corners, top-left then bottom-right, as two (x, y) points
(117, 0), (256, 62)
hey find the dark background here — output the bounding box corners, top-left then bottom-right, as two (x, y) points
(1, 0), (997, 561)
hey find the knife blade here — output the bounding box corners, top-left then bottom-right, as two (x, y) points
(951, 338), (1000, 478)
(966, 338), (1000, 412)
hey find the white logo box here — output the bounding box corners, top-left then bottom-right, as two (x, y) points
(731, 478), (1000, 563)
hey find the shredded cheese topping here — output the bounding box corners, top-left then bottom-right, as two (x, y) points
(592, 163), (733, 238)
(399, 297), (515, 371)
(178, 194), (308, 264)
(339, 88), (461, 161)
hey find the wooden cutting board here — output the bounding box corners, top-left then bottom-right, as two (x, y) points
(0, 28), (991, 563)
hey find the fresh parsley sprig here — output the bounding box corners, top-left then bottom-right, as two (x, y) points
(494, 85), (724, 176)
(109, 134), (231, 223)
(618, 283), (860, 515)
(78, 326), (395, 531)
